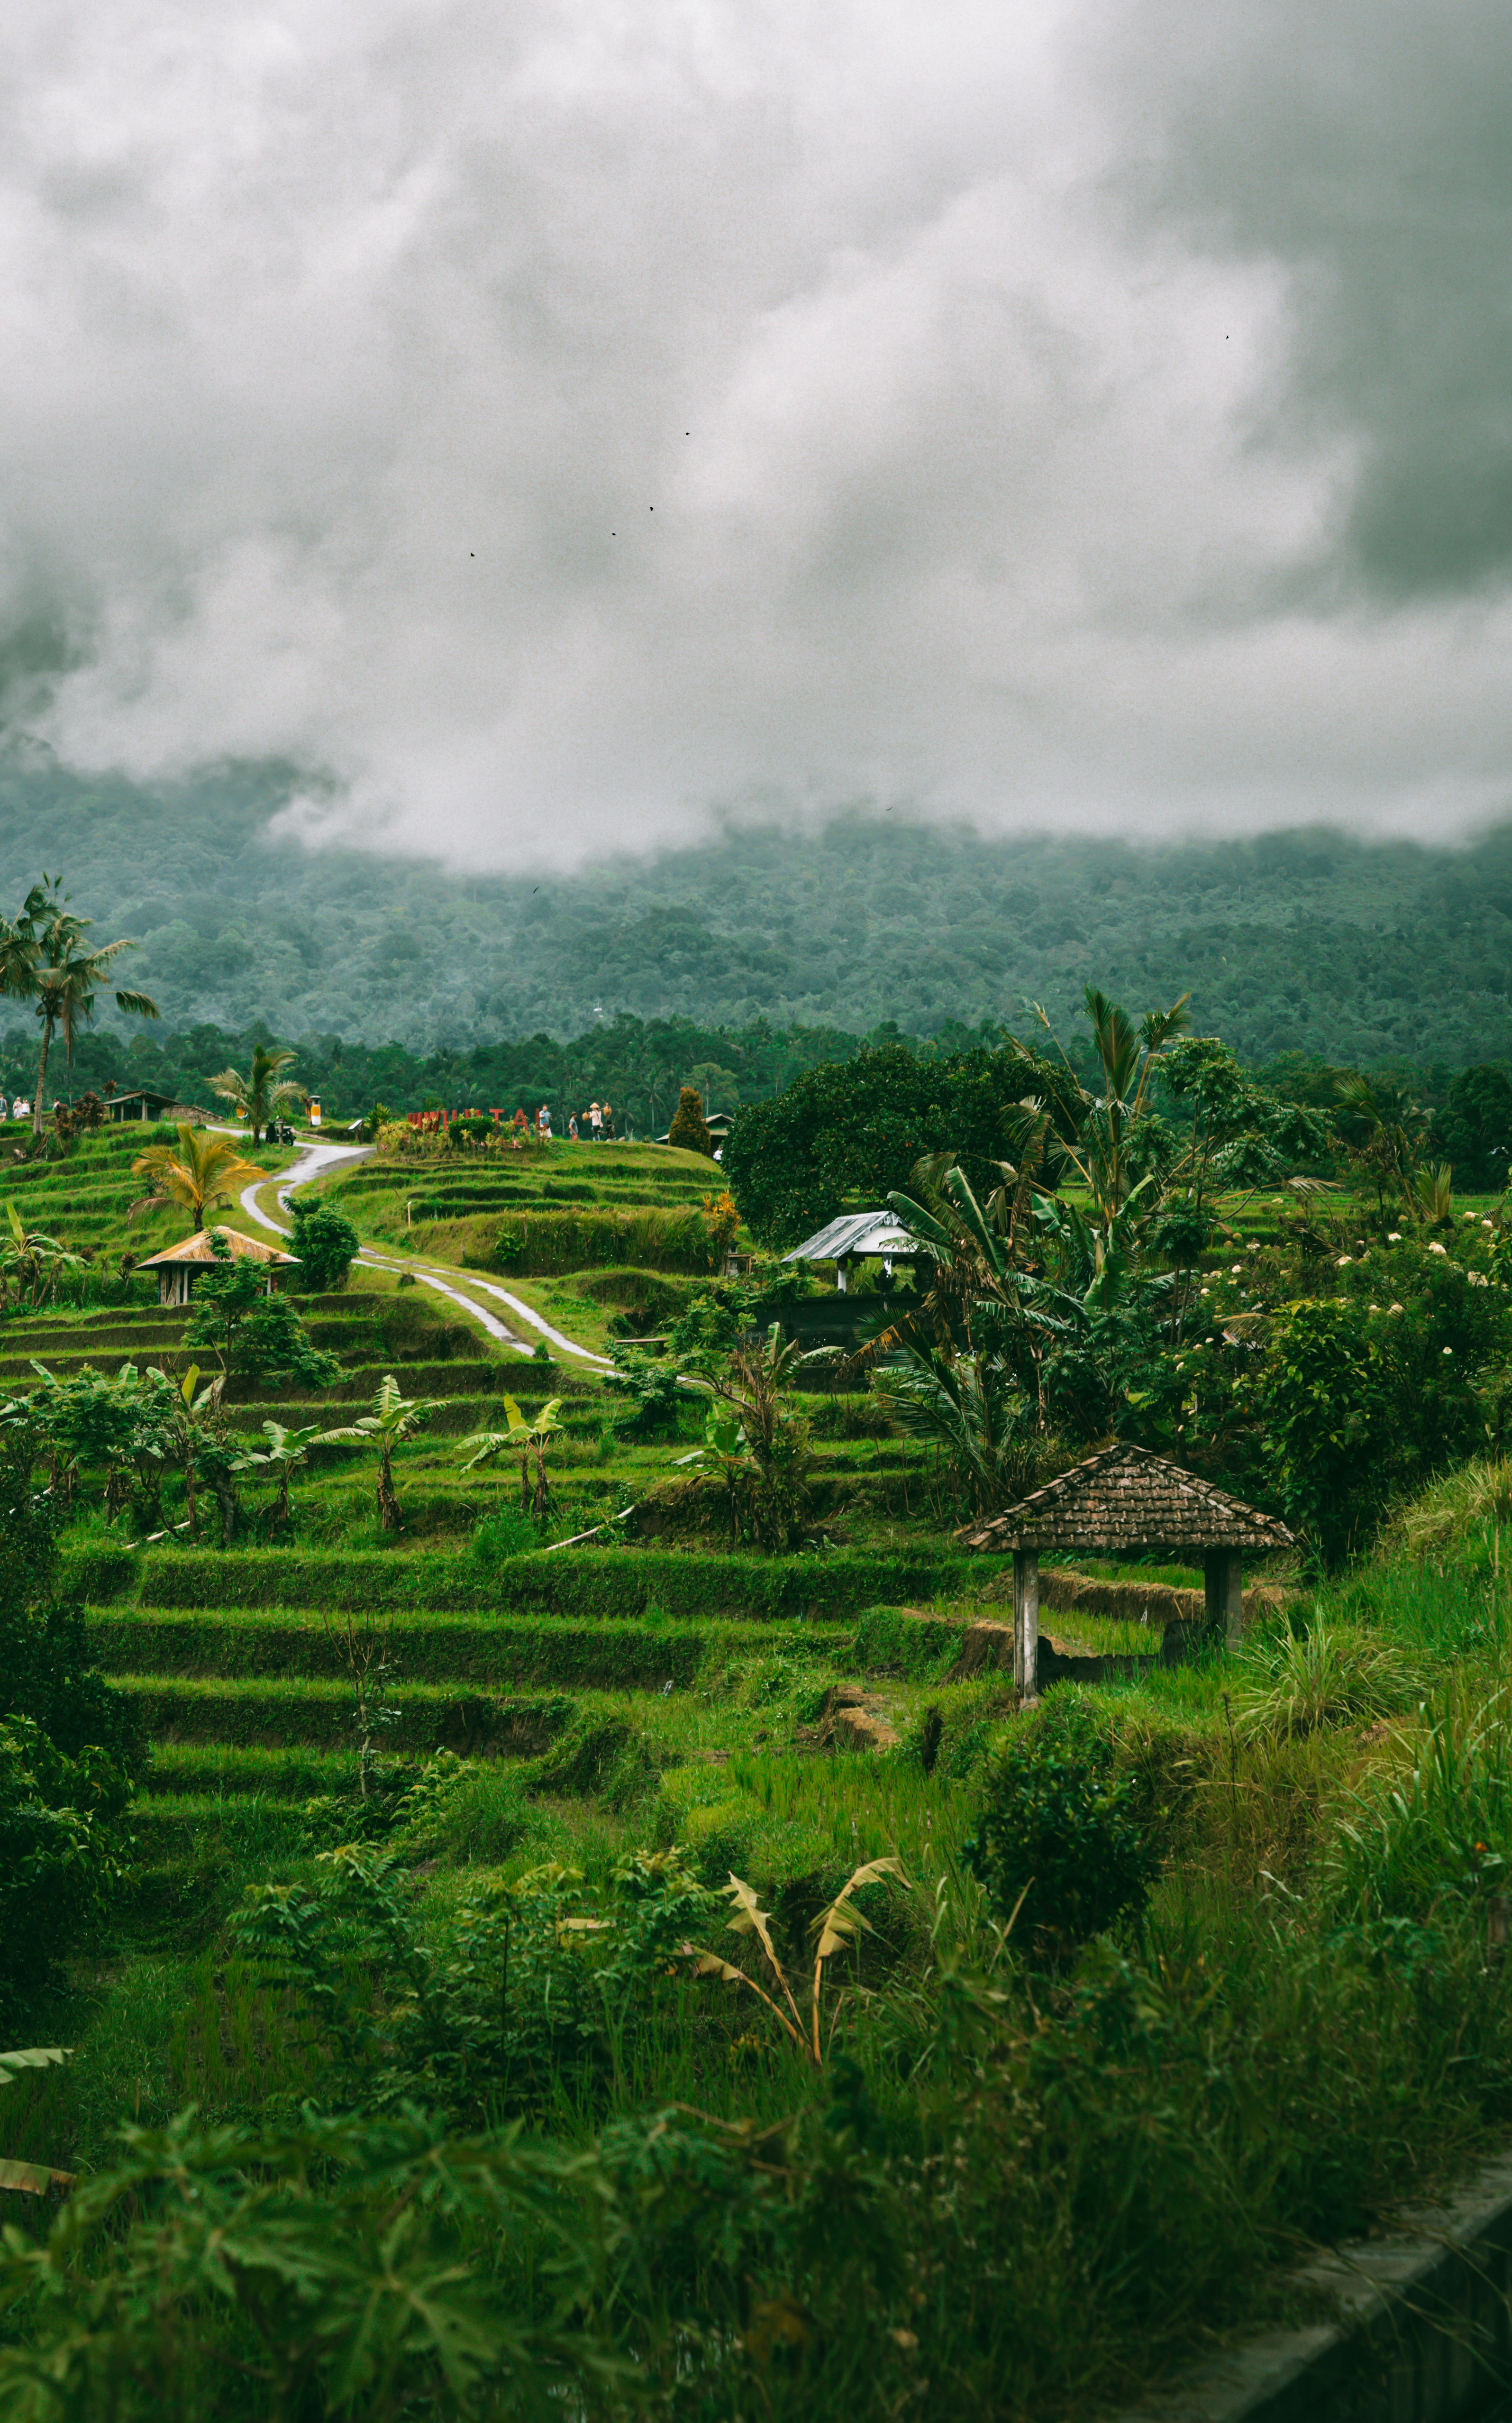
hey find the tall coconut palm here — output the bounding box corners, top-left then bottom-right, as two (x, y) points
(209, 1042), (304, 1143)
(0, 876), (158, 1134)
(1034, 985), (1190, 1244)
(128, 1125), (265, 1233)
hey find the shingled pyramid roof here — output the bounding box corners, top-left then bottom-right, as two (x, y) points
(956, 1443), (1294, 1556)
(137, 1226), (299, 1270)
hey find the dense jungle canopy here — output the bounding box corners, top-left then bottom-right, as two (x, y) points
(4, 762), (1512, 1065)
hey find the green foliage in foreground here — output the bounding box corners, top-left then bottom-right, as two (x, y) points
(11, 1813), (1512, 2418)
(0, 1430), (141, 2030)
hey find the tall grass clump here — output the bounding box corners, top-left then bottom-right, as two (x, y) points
(1330, 1675), (1512, 1923)
(1233, 1617), (1417, 1741)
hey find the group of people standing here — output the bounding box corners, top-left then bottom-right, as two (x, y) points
(516, 1103), (617, 1143)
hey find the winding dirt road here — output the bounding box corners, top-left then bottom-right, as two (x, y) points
(238, 1139), (612, 1367)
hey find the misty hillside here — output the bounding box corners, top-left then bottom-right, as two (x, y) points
(2, 758), (1511, 1065)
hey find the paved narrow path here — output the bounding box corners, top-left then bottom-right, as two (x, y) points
(238, 1140), (612, 1368)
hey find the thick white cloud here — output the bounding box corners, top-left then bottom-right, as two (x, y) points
(0, 0), (1509, 867)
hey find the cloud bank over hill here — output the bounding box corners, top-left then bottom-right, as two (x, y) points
(1, 2), (1510, 868)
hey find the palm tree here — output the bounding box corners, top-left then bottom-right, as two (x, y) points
(0, 876), (158, 1134)
(1024, 986), (1190, 1244)
(209, 1043), (304, 1143)
(128, 1125), (265, 1233)
(1337, 1072), (1429, 1227)
(319, 1374), (440, 1530)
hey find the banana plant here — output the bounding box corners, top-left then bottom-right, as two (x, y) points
(690, 1858), (908, 2066)
(1, 1202), (84, 1310)
(459, 1393), (565, 1517)
(0, 2045), (73, 2198)
(234, 1418), (325, 1531)
(152, 1362), (224, 1538)
(319, 1375), (441, 1532)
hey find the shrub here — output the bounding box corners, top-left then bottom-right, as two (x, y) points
(966, 1702), (1163, 1958)
(288, 1200), (361, 1291)
(667, 1086), (714, 1156)
(486, 1208), (711, 1276)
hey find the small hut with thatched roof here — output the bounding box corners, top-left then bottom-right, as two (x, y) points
(957, 1442), (1294, 1698)
(137, 1226), (300, 1308)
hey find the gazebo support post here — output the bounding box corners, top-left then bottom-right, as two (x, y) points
(1204, 1549), (1244, 1651)
(1012, 1548), (1039, 1700)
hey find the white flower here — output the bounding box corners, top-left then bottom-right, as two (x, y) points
(1388, 1303), (1404, 1315)
(1230, 1264), (1243, 1274)
(1337, 1255), (1353, 1266)
(1444, 1346), (1454, 1355)
(1368, 1303), (1381, 1313)
(1200, 1287), (1210, 1297)
(1387, 1232), (1402, 1243)
(1483, 1218), (1494, 1229)
(1248, 1241), (1260, 1253)
(1429, 1242), (1448, 1256)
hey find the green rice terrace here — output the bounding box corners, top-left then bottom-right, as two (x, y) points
(10, 1016), (1512, 2418)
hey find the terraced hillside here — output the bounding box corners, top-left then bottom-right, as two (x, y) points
(293, 1136), (741, 1350)
(1, 1115), (292, 1272)
(0, 1271), (1042, 1953)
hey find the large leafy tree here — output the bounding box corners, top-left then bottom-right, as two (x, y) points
(128, 1126), (264, 1233)
(724, 1041), (1059, 1248)
(0, 875), (158, 1134)
(210, 1042), (304, 1143)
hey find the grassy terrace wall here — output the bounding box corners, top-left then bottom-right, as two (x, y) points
(304, 1141), (731, 1275)
(84, 1608), (853, 1691)
(65, 1542), (989, 1619)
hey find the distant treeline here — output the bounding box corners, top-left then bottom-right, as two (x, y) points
(5, 1005), (1510, 1201)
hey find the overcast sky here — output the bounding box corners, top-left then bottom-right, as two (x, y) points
(1, 0), (1509, 869)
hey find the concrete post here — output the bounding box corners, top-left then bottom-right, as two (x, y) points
(1013, 1548), (1040, 1700)
(1204, 1549), (1244, 1651)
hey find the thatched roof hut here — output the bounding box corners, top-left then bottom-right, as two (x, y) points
(958, 1443), (1294, 1698)
(137, 1226), (299, 1308)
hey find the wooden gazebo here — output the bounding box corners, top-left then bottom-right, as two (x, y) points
(957, 1443), (1294, 1698)
(137, 1227), (300, 1308)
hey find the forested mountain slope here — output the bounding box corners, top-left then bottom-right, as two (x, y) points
(2, 756), (1510, 1064)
